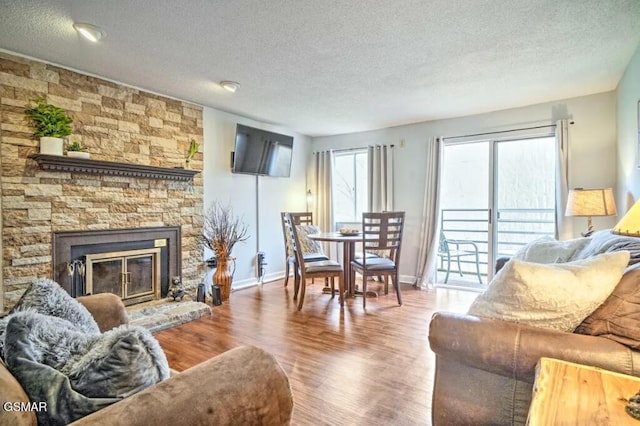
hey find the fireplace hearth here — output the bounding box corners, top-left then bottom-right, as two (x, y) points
(52, 227), (181, 304)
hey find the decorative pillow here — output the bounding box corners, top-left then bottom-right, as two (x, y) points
(467, 251), (630, 332)
(3, 311), (169, 425)
(575, 264), (640, 348)
(296, 224), (325, 255)
(69, 324), (170, 398)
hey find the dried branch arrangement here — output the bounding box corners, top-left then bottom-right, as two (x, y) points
(201, 201), (249, 258)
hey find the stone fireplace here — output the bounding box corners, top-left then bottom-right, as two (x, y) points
(52, 227), (181, 305)
(0, 53), (204, 311)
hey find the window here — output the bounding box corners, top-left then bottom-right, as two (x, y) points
(332, 150), (368, 224)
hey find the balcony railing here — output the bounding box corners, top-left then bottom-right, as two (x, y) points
(439, 208), (555, 280)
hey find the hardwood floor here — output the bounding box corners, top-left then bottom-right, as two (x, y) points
(154, 279), (478, 426)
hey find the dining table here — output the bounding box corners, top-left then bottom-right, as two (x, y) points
(307, 231), (370, 297)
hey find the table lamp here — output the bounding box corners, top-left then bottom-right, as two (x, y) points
(565, 188), (617, 237)
(613, 198), (640, 236)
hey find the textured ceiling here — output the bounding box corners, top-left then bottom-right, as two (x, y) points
(1, 0), (639, 137)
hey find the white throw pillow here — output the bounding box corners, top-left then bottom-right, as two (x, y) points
(467, 251), (630, 332)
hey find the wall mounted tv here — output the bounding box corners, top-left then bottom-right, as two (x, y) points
(232, 124), (294, 177)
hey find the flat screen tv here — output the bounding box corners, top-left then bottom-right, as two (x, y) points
(232, 124), (294, 177)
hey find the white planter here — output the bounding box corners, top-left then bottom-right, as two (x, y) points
(67, 151), (90, 159)
(39, 137), (64, 156)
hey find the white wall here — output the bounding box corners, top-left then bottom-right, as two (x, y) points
(617, 45), (640, 212)
(312, 92), (618, 283)
(202, 108), (311, 289)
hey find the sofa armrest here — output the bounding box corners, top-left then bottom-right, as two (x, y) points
(429, 311), (640, 383)
(70, 345), (293, 426)
(76, 293), (128, 333)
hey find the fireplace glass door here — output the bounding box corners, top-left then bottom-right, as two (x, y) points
(85, 248), (161, 305)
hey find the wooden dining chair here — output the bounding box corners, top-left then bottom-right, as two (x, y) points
(286, 213), (344, 311)
(280, 212), (328, 287)
(350, 211), (405, 308)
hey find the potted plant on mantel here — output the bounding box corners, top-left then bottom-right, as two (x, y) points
(201, 202), (249, 301)
(25, 97), (73, 156)
(185, 138), (199, 169)
(65, 140), (90, 159)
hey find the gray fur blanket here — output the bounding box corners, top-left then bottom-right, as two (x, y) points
(0, 279), (169, 425)
(4, 311), (169, 425)
(514, 230), (640, 266)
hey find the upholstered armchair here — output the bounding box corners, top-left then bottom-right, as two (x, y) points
(1, 293), (293, 425)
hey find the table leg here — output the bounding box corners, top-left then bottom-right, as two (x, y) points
(343, 241), (354, 297)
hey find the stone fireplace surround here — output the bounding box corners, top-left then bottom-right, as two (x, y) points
(0, 53), (204, 310)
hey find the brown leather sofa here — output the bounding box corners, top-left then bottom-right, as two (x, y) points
(0, 293), (293, 425)
(429, 226), (640, 426)
(429, 243), (640, 425)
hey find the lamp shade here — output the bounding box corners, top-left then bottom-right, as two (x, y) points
(613, 199), (640, 236)
(565, 188), (617, 217)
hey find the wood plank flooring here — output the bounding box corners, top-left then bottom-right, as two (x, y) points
(154, 279), (478, 426)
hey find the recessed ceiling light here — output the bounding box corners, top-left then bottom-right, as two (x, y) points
(73, 23), (105, 42)
(220, 81), (240, 93)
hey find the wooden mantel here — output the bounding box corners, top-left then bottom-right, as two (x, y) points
(29, 154), (199, 181)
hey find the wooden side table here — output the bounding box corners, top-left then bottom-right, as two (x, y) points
(527, 357), (640, 425)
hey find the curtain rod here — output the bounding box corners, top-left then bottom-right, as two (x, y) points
(442, 122), (574, 141)
(316, 144), (395, 154)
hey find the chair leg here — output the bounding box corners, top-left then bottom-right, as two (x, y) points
(394, 273), (402, 305)
(293, 269), (300, 300)
(338, 275), (345, 307)
(363, 274), (367, 309)
(456, 256), (463, 277)
(284, 258), (290, 287)
(351, 267), (356, 294)
(444, 255), (451, 283)
(475, 252), (482, 284)
(384, 276), (389, 295)
(330, 277), (336, 298)
(297, 278), (306, 311)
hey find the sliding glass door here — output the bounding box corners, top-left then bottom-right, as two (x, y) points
(493, 137), (556, 261)
(438, 134), (556, 288)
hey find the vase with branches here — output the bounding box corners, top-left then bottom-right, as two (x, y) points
(201, 202), (249, 300)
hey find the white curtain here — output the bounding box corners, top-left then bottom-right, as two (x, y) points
(414, 137), (442, 289)
(312, 150), (334, 234)
(367, 145), (395, 212)
(555, 120), (572, 240)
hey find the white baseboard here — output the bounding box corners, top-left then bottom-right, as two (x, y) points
(231, 272), (285, 291)
(231, 270), (418, 291)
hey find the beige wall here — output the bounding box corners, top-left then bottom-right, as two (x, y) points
(313, 91), (618, 283)
(0, 52), (204, 309)
(201, 107), (312, 287)
(616, 44), (640, 212)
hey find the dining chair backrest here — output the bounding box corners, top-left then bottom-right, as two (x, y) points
(438, 230), (449, 255)
(285, 213), (305, 271)
(282, 212), (322, 256)
(280, 212), (294, 257)
(289, 212), (313, 226)
(362, 211), (405, 265)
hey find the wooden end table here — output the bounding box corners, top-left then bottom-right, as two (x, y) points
(527, 357), (640, 425)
